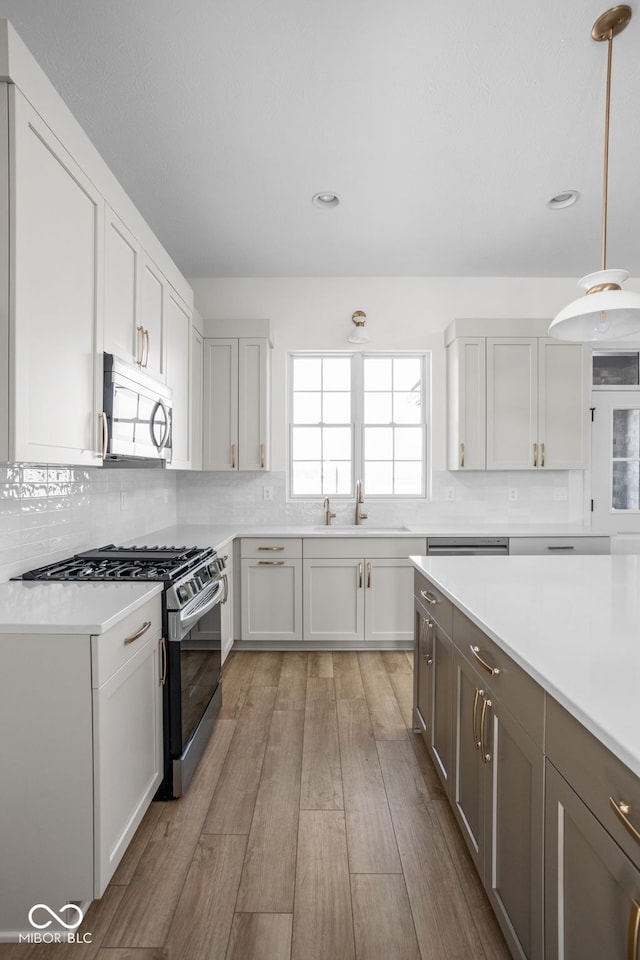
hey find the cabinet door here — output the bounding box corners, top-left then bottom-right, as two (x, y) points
(486, 338), (538, 470)
(93, 632), (163, 896)
(447, 337), (486, 470)
(303, 558), (364, 644)
(484, 696), (544, 960)
(203, 338), (239, 470)
(414, 604), (431, 735)
(538, 339), (589, 469)
(364, 558), (414, 647)
(190, 326), (203, 471)
(140, 253), (165, 380)
(428, 618), (454, 793)
(545, 761), (640, 960)
(104, 206), (141, 366)
(10, 88), (104, 465)
(165, 289), (192, 469)
(452, 648), (486, 876)
(239, 338), (269, 471)
(241, 558), (302, 643)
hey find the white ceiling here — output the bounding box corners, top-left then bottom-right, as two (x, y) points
(1, 0), (640, 279)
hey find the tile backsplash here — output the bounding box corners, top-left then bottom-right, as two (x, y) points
(0, 464), (177, 582)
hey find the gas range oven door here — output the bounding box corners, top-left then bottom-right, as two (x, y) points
(161, 577), (225, 799)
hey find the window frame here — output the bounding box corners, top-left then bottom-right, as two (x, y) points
(287, 350), (430, 501)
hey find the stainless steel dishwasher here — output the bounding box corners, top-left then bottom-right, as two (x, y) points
(426, 536), (509, 556)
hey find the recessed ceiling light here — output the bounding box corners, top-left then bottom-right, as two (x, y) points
(312, 192), (340, 209)
(547, 190), (580, 210)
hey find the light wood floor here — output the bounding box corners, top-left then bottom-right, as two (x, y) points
(1, 651), (510, 960)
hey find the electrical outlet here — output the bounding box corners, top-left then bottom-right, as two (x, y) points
(263, 486), (273, 501)
(445, 487), (456, 501)
(120, 490), (128, 511)
(553, 487), (568, 501)
(508, 488), (518, 502)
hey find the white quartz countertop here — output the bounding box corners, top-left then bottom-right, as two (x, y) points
(411, 554), (640, 777)
(0, 581), (162, 634)
(136, 522), (606, 552)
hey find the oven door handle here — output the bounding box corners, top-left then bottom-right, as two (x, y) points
(177, 577), (225, 633)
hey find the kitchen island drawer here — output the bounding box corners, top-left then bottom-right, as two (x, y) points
(240, 537), (302, 559)
(509, 536), (610, 555)
(414, 570), (453, 637)
(454, 607), (545, 748)
(546, 696), (640, 871)
(91, 596), (162, 687)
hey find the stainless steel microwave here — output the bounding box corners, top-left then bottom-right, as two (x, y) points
(102, 353), (173, 466)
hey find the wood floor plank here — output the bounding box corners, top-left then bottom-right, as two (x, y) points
(387, 670), (415, 732)
(203, 686), (277, 835)
(332, 651), (365, 700)
(351, 875), (421, 960)
(219, 651), (258, 719)
(102, 720), (236, 949)
(377, 739), (491, 960)
(358, 652), (408, 741)
(250, 651), (284, 686)
(274, 651), (308, 711)
(404, 650), (414, 669)
(226, 914), (292, 960)
(336, 698), (401, 873)
(163, 834), (247, 960)
(236, 710), (303, 912)
(96, 951), (167, 959)
(306, 651), (333, 677)
(381, 651), (413, 675)
(300, 683), (343, 810)
(110, 800), (165, 885)
(291, 811), (355, 960)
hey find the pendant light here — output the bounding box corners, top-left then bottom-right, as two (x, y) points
(549, 5), (640, 341)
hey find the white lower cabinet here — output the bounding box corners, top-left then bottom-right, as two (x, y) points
(240, 539), (302, 644)
(303, 557), (365, 644)
(0, 596), (163, 934)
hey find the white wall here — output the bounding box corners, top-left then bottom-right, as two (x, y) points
(187, 276), (600, 526)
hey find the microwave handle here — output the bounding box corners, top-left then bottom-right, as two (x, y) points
(150, 399), (171, 453)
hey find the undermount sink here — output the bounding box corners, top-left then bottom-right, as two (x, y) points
(310, 525), (410, 533)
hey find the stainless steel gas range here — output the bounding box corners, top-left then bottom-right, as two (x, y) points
(18, 543), (227, 799)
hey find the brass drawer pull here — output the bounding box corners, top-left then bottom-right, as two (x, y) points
(420, 590), (437, 605)
(628, 899), (640, 960)
(541, 441), (545, 467)
(124, 621), (151, 645)
(160, 637), (167, 686)
(470, 645), (501, 677)
(136, 325), (145, 365)
(258, 560), (285, 565)
(260, 442), (265, 468)
(610, 797), (640, 847)
(366, 562), (371, 588)
(472, 687), (485, 749)
(358, 562), (363, 588)
(231, 443), (237, 469)
(460, 442), (465, 468)
(533, 442), (538, 467)
(258, 546), (285, 551)
(480, 697), (492, 763)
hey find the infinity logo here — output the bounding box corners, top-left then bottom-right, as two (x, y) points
(28, 903), (84, 930)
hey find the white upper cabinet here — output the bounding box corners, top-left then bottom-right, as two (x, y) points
(190, 324), (204, 471)
(104, 207), (141, 367)
(4, 86), (104, 466)
(165, 290), (192, 470)
(203, 332), (271, 471)
(139, 253), (165, 380)
(446, 321), (589, 472)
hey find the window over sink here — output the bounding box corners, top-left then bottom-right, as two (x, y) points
(288, 352), (429, 499)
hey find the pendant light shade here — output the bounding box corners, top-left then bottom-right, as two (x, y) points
(550, 6), (640, 342)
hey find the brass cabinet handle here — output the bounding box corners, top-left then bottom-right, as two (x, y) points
(136, 325), (145, 365)
(260, 442), (265, 468)
(470, 644), (501, 677)
(628, 899), (640, 960)
(420, 589), (437, 606)
(98, 411), (109, 460)
(480, 697), (492, 763)
(610, 797), (640, 847)
(221, 572), (229, 604)
(258, 546), (285, 551)
(258, 560), (285, 565)
(460, 442), (465, 468)
(160, 637), (167, 686)
(143, 328), (150, 368)
(472, 687), (485, 749)
(533, 442), (538, 467)
(358, 562), (363, 588)
(366, 562), (371, 588)
(231, 443), (237, 469)
(541, 441), (545, 467)
(124, 621), (151, 645)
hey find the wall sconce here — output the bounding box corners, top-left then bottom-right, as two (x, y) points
(349, 310), (369, 344)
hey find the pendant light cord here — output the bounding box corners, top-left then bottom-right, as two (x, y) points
(601, 28), (613, 272)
